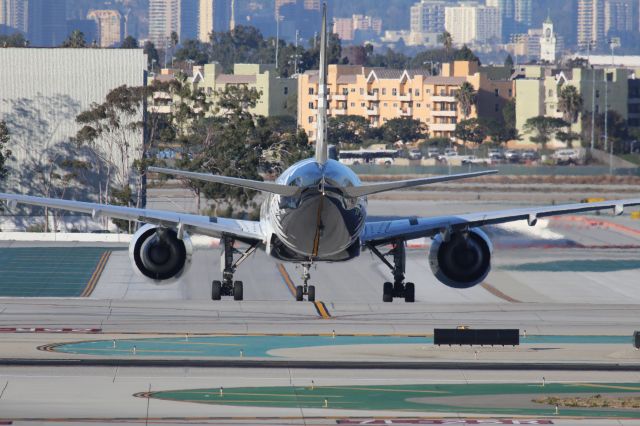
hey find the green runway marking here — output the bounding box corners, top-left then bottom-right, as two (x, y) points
(51, 334), (634, 358)
(0, 247), (113, 297)
(501, 259), (640, 273)
(148, 382), (640, 418)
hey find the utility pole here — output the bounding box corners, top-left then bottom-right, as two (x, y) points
(294, 30), (300, 75)
(275, 15), (280, 69)
(604, 70), (608, 153)
(589, 41), (596, 151)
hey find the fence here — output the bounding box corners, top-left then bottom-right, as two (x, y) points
(350, 164), (640, 176)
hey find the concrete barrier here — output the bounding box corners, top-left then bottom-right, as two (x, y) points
(0, 232), (220, 248)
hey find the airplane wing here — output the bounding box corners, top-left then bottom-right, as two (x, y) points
(0, 193), (265, 242)
(361, 198), (640, 245)
(343, 170), (498, 198)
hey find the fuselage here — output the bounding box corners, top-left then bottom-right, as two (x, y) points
(261, 158), (367, 262)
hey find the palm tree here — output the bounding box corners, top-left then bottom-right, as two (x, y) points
(455, 82), (477, 119)
(558, 85), (583, 125)
(438, 31), (453, 54)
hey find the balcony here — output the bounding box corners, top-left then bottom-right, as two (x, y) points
(399, 108), (412, 116)
(366, 107), (379, 116)
(365, 92), (379, 101)
(398, 92), (412, 102)
(430, 123), (457, 132)
(432, 95), (456, 102)
(149, 104), (172, 114)
(331, 93), (348, 101)
(333, 108), (347, 115)
(432, 109), (457, 117)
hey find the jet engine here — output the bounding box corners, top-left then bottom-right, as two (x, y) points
(428, 228), (492, 289)
(129, 224), (193, 282)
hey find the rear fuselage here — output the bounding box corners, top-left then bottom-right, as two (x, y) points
(262, 159), (367, 262)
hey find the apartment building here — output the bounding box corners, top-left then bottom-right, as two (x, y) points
(410, 0), (446, 34)
(577, 0), (605, 49)
(0, 0), (27, 34)
(297, 61), (514, 142)
(150, 63), (297, 118)
(514, 65), (629, 145)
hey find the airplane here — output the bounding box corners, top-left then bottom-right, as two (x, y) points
(1, 5), (640, 303)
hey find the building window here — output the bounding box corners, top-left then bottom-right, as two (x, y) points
(392, 88), (397, 96)
(427, 104), (431, 109)
(360, 88), (364, 95)
(342, 88), (348, 95)
(309, 88), (315, 95)
(308, 102), (314, 109)
(494, 89), (499, 97)
(596, 90), (600, 98)
(416, 103), (421, 107)
(426, 89), (431, 94)
(361, 102), (365, 107)
(308, 116), (313, 123)
(382, 88), (387, 95)
(393, 103), (397, 107)
(415, 89), (420, 96)
(309, 130), (313, 137)
(384, 102), (388, 107)
(284, 87), (289, 95)
(508, 89), (513, 97)
(495, 103), (499, 112)
(548, 89), (553, 97)
(351, 102), (355, 107)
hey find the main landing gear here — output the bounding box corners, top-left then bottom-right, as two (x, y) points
(211, 236), (258, 301)
(295, 263), (316, 302)
(367, 240), (415, 303)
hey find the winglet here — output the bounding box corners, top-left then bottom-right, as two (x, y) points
(315, 2), (329, 165)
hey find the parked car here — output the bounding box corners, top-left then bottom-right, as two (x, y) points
(488, 149), (505, 161)
(552, 149), (580, 165)
(437, 149), (459, 162)
(504, 150), (521, 163)
(461, 155), (492, 165)
(408, 149), (422, 160)
(426, 147), (441, 158)
(521, 150), (539, 161)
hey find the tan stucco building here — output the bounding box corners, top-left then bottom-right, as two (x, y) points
(297, 60), (514, 142)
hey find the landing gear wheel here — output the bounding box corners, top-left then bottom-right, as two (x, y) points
(307, 285), (316, 302)
(295, 285), (304, 301)
(393, 281), (404, 297)
(211, 280), (222, 301)
(233, 281), (243, 301)
(383, 282), (393, 303)
(404, 282), (415, 303)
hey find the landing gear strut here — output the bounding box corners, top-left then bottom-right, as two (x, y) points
(295, 263), (316, 302)
(367, 240), (415, 303)
(211, 236), (258, 301)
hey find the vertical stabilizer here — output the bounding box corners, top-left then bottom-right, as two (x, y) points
(315, 3), (328, 165)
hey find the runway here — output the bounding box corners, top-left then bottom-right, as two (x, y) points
(0, 199), (640, 425)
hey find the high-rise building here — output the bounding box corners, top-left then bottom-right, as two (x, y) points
(333, 17), (353, 41)
(0, 0), (28, 35)
(87, 10), (123, 47)
(410, 0), (446, 34)
(28, 0), (67, 46)
(514, 0), (531, 29)
(333, 14), (382, 42)
(213, 0), (233, 33)
(486, 0), (513, 40)
(149, 0), (180, 47)
(198, 0), (214, 41)
(445, 4), (501, 45)
(275, 0), (296, 20)
(604, 0), (637, 35)
(577, 0), (605, 49)
(180, 0), (198, 41)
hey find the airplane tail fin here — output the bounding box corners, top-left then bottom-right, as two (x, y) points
(315, 3), (329, 165)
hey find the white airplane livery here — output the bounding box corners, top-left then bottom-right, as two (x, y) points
(2, 5), (640, 302)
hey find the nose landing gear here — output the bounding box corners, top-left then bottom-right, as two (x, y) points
(367, 240), (415, 303)
(295, 263), (316, 302)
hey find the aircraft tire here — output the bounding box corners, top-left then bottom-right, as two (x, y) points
(404, 282), (415, 303)
(295, 285), (304, 301)
(233, 281), (243, 301)
(383, 282), (393, 303)
(307, 285), (316, 302)
(212, 281), (222, 300)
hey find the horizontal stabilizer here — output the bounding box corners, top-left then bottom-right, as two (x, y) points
(343, 170), (498, 198)
(148, 167), (300, 197)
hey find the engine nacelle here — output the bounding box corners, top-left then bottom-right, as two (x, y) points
(129, 224), (193, 282)
(428, 228), (492, 289)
